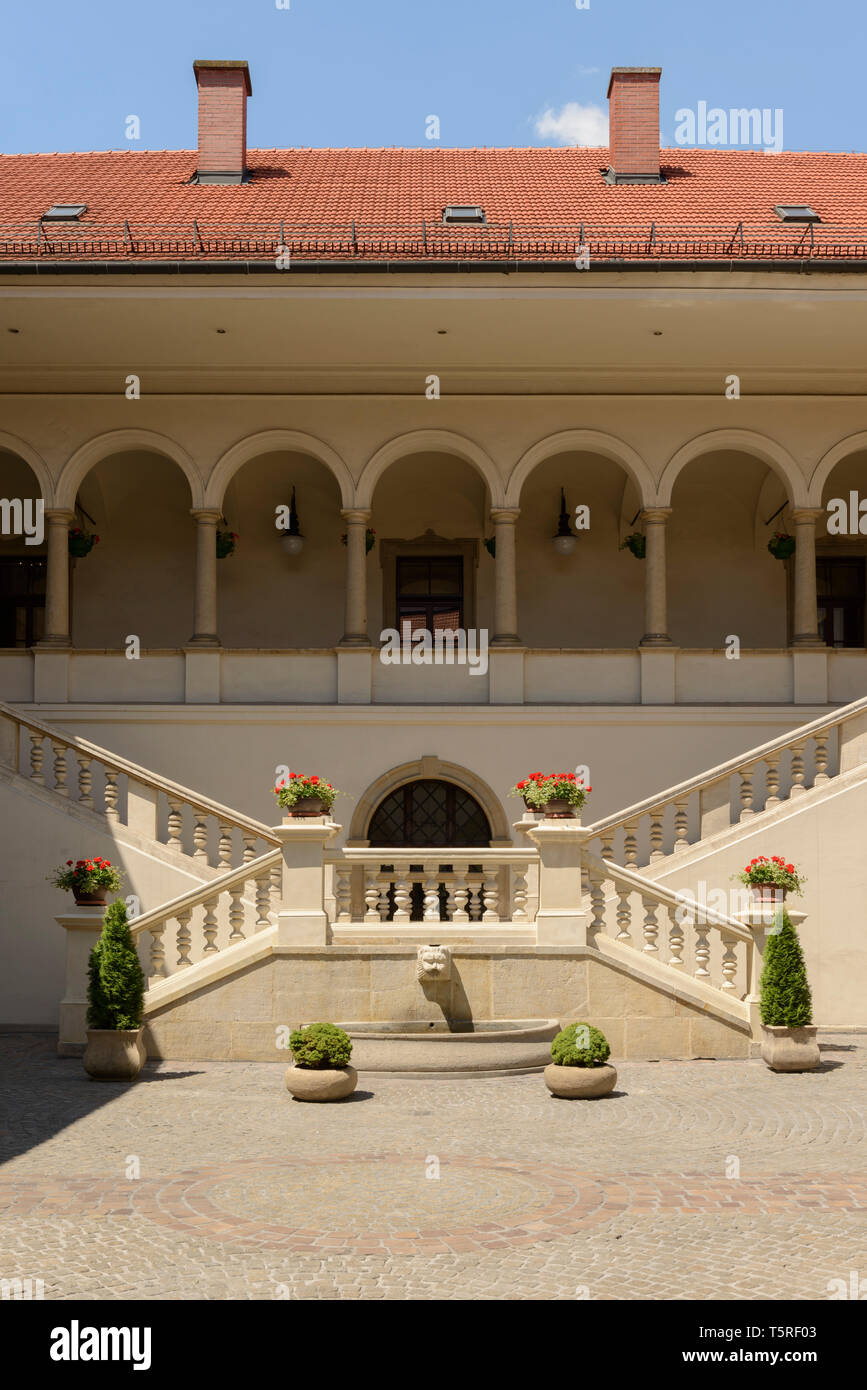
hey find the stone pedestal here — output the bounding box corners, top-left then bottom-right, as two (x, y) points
(272, 819), (341, 945)
(527, 820), (591, 945)
(57, 907), (105, 1055)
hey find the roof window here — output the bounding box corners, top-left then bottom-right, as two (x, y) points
(41, 204), (87, 221)
(774, 204), (820, 223)
(442, 206), (486, 225)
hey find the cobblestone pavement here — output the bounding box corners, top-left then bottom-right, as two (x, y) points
(0, 1032), (865, 1300)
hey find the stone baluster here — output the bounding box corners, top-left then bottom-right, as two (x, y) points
(468, 876), (483, 921)
(167, 798), (184, 853)
(444, 879), (457, 923)
(673, 798), (689, 853)
(720, 934), (739, 993)
(512, 865), (529, 922)
(588, 868), (606, 942)
(29, 730), (45, 784)
(649, 809), (665, 862)
(452, 870), (470, 923)
(364, 870), (382, 924)
(694, 918), (711, 979)
(600, 832), (614, 861)
(482, 868), (500, 923)
(217, 823), (233, 869)
(192, 813), (209, 862)
(764, 753), (781, 811)
(103, 769), (119, 822)
(789, 743), (806, 797)
(615, 889), (632, 944)
(334, 865), (353, 924)
(738, 765), (756, 820)
(202, 897), (219, 954)
(393, 865), (411, 925)
(77, 755), (94, 810)
(255, 873), (273, 931)
(667, 904), (686, 970)
(423, 865), (442, 923)
(270, 860), (282, 905)
(149, 923), (167, 982)
(378, 879), (391, 922)
(228, 887), (246, 943)
(242, 833), (257, 868)
(51, 741), (69, 797)
(176, 909), (192, 968)
(813, 733), (830, 786)
(641, 896), (659, 954)
(623, 822), (638, 867)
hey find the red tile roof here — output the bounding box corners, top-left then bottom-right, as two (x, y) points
(1, 146), (866, 263)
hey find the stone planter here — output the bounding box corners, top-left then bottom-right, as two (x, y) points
(72, 889), (107, 907)
(760, 1025), (820, 1072)
(83, 1028), (146, 1081)
(751, 884), (787, 904)
(285, 1064), (358, 1102)
(544, 1062), (617, 1098)
(286, 797), (326, 818)
(541, 798), (576, 819)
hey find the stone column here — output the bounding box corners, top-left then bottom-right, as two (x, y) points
(339, 509), (372, 646)
(490, 507), (521, 646)
(188, 509), (221, 646)
(39, 508), (75, 647)
(791, 508), (824, 646)
(640, 507), (672, 646)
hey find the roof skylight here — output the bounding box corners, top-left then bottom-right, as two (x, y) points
(442, 206), (486, 225)
(42, 204), (87, 221)
(774, 204), (820, 223)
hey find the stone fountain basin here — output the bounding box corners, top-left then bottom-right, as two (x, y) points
(337, 1019), (560, 1077)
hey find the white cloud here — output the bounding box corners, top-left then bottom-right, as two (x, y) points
(535, 102), (608, 147)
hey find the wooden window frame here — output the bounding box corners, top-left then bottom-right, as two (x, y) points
(380, 530), (479, 631)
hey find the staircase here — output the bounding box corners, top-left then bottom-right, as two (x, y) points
(2, 692), (866, 1057)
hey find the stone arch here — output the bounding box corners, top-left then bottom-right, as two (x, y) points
(658, 429), (807, 508)
(206, 429), (355, 511)
(506, 429), (656, 510)
(356, 430), (506, 510)
(0, 431), (55, 507)
(348, 755), (512, 846)
(57, 429), (204, 510)
(808, 432), (867, 507)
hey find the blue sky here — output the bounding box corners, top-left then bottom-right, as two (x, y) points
(0, 0), (861, 155)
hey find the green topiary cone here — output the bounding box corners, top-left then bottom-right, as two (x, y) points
(87, 899), (145, 1031)
(759, 910), (813, 1028)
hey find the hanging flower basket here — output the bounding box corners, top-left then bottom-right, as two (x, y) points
(341, 528), (376, 554)
(68, 528), (99, 559)
(484, 536), (496, 559)
(216, 528), (238, 559)
(768, 532), (796, 560)
(620, 532), (646, 559)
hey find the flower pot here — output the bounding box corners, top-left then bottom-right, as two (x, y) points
(760, 1025), (820, 1073)
(544, 1063), (617, 1098)
(72, 889), (108, 906)
(750, 884), (787, 903)
(83, 1028), (146, 1081)
(286, 796), (326, 818)
(284, 1064), (358, 1102)
(542, 799), (576, 818)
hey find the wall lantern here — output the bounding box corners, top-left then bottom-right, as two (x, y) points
(552, 488), (577, 556)
(279, 486), (304, 555)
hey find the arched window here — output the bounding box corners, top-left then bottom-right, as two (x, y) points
(367, 778), (491, 847)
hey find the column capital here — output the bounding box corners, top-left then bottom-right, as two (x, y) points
(190, 508), (223, 524)
(790, 507), (824, 524)
(640, 507), (672, 524)
(44, 508), (76, 525)
(340, 508), (372, 525)
(490, 507), (521, 525)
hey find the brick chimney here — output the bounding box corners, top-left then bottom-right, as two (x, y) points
(605, 67), (663, 184)
(193, 60), (252, 184)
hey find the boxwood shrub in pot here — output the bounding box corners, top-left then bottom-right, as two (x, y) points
(759, 911), (820, 1072)
(83, 899), (147, 1081)
(284, 1022), (358, 1101)
(544, 1022), (618, 1098)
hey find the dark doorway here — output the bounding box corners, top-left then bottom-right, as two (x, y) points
(817, 557), (866, 647)
(0, 556), (46, 647)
